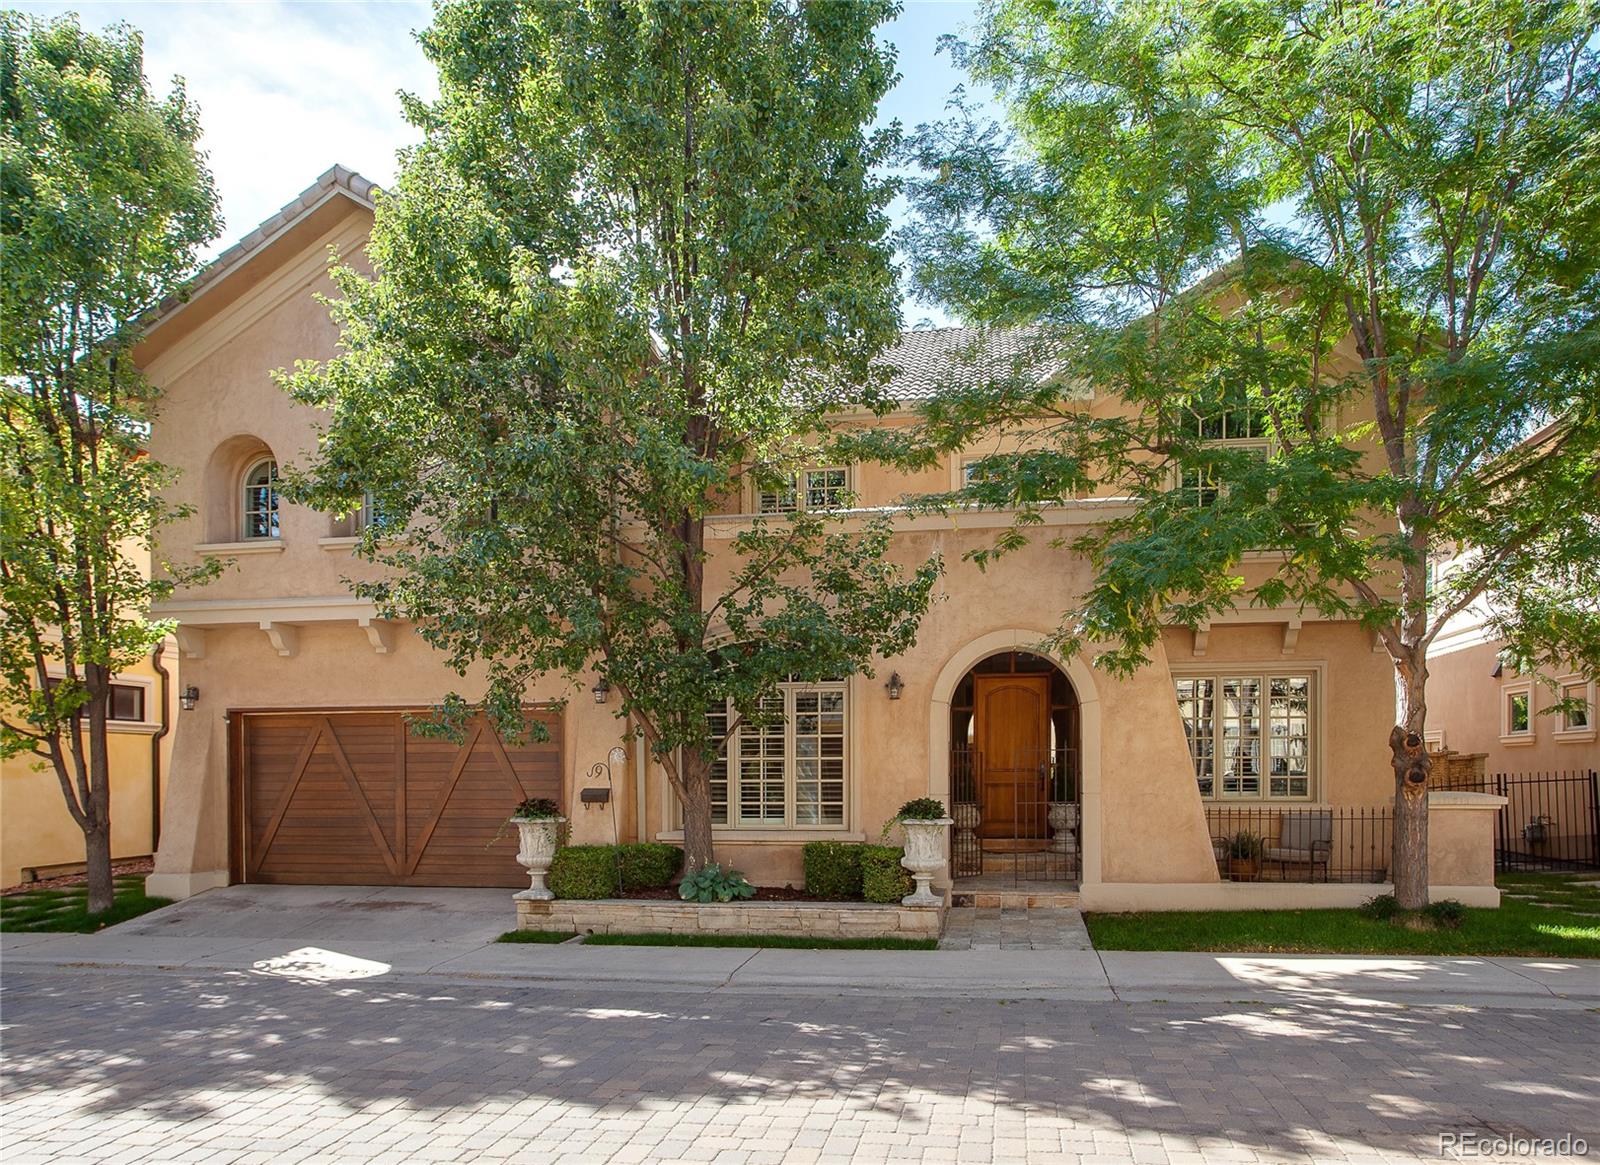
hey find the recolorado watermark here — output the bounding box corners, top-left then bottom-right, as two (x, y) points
(1439, 1131), (1588, 1158)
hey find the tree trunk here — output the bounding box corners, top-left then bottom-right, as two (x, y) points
(1389, 661), (1431, 910)
(82, 663), (117, 916)
(84, 820), (115, 915)
(680, 746), (716, 875)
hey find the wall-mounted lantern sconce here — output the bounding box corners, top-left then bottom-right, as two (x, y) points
(885, 672), (904, 701)
(592, 677), (610, 704)
(180, 684), (200, 712)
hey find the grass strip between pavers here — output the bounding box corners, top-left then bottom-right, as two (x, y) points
(0, 875), (172, 934)
(498, 930), (937, 950)
(1085, 874), (1600, 958)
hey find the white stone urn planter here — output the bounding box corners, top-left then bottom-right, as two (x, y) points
(899, 817), (954, 908)
(511, 816), (565, 901)
(1047, 801), (1079, 855)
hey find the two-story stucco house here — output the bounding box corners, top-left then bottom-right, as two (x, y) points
(134, 166), (1504, 911)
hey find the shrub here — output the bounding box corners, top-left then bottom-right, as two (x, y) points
(615, 843), (683, 890)
(803, 841), (863, 898)
(897, 798), (947, 821)
(678, 863), (756, 903)
(511, 798), (562, 820)
(1227, 830), (1264, 861)
(1423, 898), (1466, 929)
(860, 845), (912, 903)
(1359, 893), (1401, 921)
(549, 845), (619, 899)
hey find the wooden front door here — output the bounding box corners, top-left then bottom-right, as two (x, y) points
(235, 709), (561, 886)
(973, 674), (1051, 839)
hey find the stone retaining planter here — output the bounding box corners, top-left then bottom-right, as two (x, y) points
(516, 897), (943, 940)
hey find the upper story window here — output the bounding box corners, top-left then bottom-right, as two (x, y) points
(707, 677), (849, 828)
(242, 458), (280, 540)
(757, 467), (850, 515)
(1178, 404), (1272, 506)
(1176, 671), (1314, 800)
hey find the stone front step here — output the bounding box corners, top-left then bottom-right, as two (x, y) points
(949, 889), (1081, 909)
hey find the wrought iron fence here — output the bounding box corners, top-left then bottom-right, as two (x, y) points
(1205, 805), (1393, 883)
(1433, 769), (1599, 872)
(950, 747), (1080, 883)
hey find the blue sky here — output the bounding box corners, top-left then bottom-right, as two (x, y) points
(19, 1), (993, 325)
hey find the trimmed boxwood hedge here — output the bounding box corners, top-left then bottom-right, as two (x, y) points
(616, 842), (683, 890)
(861, 845), (912, 903)
(802, 841), (863, 899)
(548, 845), (620, 899)
(549, 843), (685, 898)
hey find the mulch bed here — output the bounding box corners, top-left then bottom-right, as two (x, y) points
(1, 857), (154, 897)
(620, 885), (861, 903)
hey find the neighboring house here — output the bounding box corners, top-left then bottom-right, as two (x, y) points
(0, 604), (176, 888)
(1426, 544), (1599, 867)
(134, 167), (1490, 909)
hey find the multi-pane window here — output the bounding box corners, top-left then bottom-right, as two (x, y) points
(707, 679), (848, 827)
(1179, 403), (1271, 507)
(242, 458), (280, 539)
(1176, 672), (1314, 799)
(355, 491), (392, 534)
(757, 467), (849, 514)
(1175, 678), (1215, 795)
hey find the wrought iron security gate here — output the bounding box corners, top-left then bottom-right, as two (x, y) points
(1436, 769), (1599, 872)
(951, 745), (1081, 882)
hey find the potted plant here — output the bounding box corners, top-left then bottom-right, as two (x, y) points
(509, 798), (565, 901)
(1226, 829), (1264, 882)
(886, 797), (954, 907)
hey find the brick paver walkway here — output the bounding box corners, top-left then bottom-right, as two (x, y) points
(3, 967), (1596, 1164)
(938, 907), (1094, 950)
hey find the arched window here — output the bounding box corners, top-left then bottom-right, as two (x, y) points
(241, 458), (280, 540)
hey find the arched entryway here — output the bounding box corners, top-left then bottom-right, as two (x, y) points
(948, 650), (1080, 881)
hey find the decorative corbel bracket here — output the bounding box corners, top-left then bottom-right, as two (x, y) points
(1192, 619), (1211, 657)
(1281, 614), (1302, 655)
(260, 621), (299, 658)
(174, 626), (207, 660)
(358, 617), (396, 655)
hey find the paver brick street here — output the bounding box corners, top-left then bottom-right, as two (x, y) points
(3, 967), (1596, 1164)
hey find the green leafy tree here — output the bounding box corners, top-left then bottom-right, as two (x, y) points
(897, 0), (1600, 907)
(286, 0), (940, 872)
(1, 14), (220, 913)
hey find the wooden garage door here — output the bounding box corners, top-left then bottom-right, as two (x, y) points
(235, 709), (561, 886)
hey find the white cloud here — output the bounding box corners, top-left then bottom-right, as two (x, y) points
(17, 0), (436, 256)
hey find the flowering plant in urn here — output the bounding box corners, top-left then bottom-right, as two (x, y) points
(886, 798), (953, 908)
(510, 798), (565, 901)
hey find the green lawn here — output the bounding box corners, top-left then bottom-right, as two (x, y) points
(499, 930), (936, 950)
(1084, 873), (1600, 958)
(496, 929), (581, 943)
(0, 874), (172, 933)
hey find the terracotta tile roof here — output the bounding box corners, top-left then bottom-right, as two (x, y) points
(879, 325), (1058, 403)
(145, 164), (379, 333)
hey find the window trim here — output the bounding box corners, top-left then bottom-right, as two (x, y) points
(1554, 675), (1597, 742)
(709, 677), (851, 830)
(43, 671), (160, 735)
(241, 456), (281, 541)
(1172, 665), (1322, 802)
(752, 465), (852, 515)
(1500, 680), (1536, 745)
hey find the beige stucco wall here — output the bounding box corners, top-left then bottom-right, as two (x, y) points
(1, 651), (175, 888)
(136, 192), (1408, 904)
(1428, 638), (1599, 772)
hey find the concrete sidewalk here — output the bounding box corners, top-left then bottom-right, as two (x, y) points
(3, 884), (1597, 1009)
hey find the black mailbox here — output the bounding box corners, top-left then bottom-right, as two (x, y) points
(580, 787), (611, 805)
